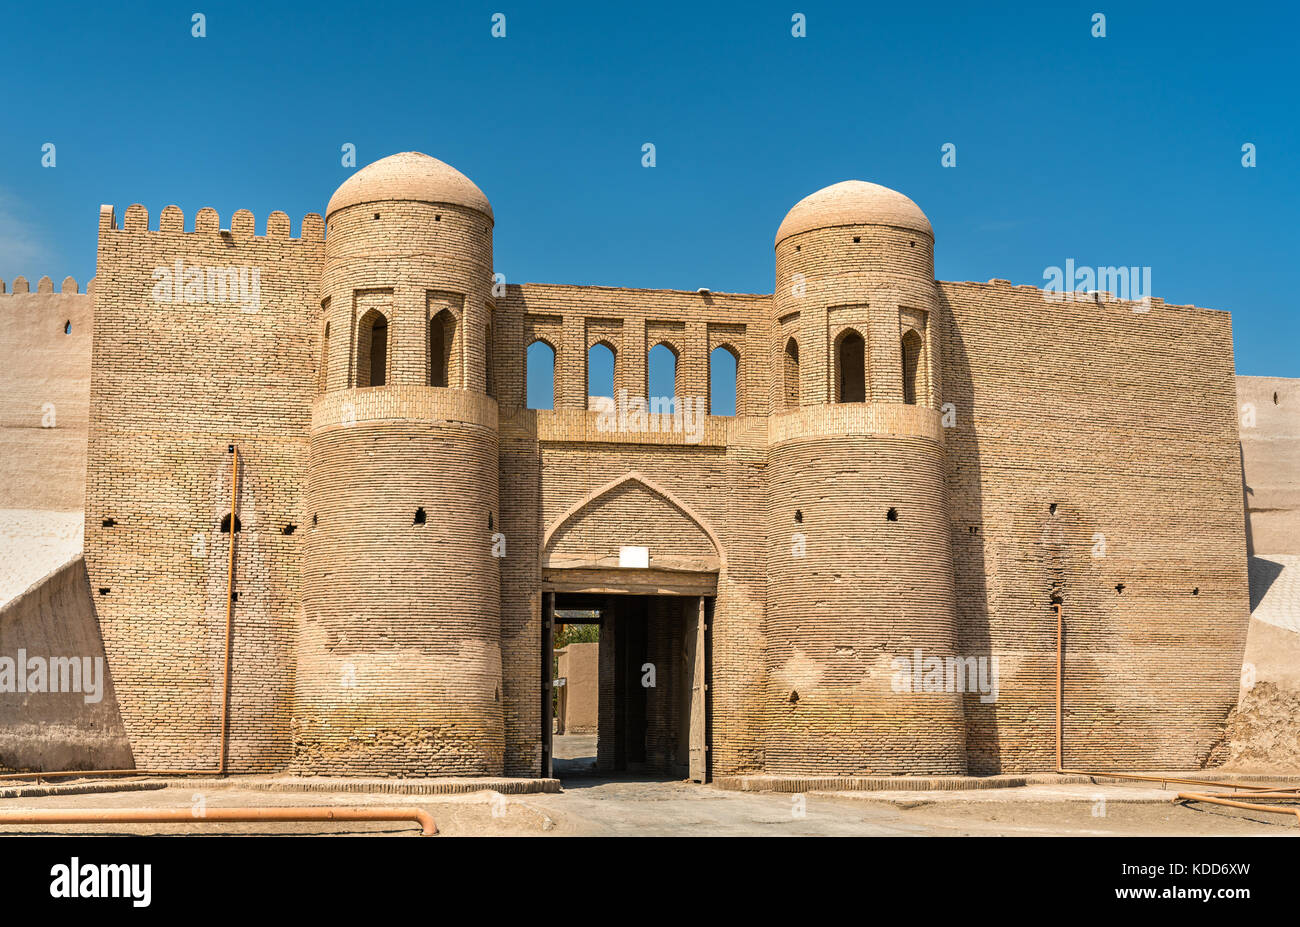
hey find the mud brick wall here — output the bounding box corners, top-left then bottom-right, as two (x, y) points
(85, 204), (323, 771)
(1225, 375), (1299, 770)
(0, 557), (133, 772)
(0, 277), (93, 513)
(1237, 375), (1299, 557)
(940, 281), (1250, 773)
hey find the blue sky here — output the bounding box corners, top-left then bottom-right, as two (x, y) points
(1, 1), (1294, 381)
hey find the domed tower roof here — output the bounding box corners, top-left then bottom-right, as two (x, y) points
(775, 180), (931, 245)
(326, 151), (493, 220)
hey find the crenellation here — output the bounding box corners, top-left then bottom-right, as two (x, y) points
(122, 203), (148, 231)
(230, 208), (255, 237)
(194, 206), (219, 233)
(158, 204), (184, 232)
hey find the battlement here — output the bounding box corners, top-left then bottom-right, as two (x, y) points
(99, 203), (325, 242)
(0, 275), (92, 296)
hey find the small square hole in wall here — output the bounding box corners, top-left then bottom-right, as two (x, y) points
(414, 507), (427, 525)
(1049, 502), (1058, 515)
(1115, 583), (1125, 594)
(373, 213), (380, 220)
(282, 524), (297, 535)
(794, 510), (803, 524)
(435, 215), (441, 221)
(886, 507), (898, 521)
(102, 517), (116, 527)
(853, 236), (861, 243)
(1192, 587), (1200, 595)
(98, 588), (110, 596)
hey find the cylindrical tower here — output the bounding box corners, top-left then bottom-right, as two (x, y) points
(294, 152), (503, 775)
(764, 181), (966, 775)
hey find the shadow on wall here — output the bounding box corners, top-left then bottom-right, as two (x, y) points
(936, 289), (999, 773)
(1249, 556), (1285, 613)
(0, 556), (134, 772)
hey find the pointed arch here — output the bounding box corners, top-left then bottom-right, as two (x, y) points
(647, 342), (679, 405)
(782, 336), (800, 409)
(587, 340), (616, 409)
(429, 308), (457, 387)
(356, 309), (389, 388)
(527, 338), (557, 409)
(709, 344), (738, 416)
(901, 328), (923, 405)
(541, 471), (726, 570)
(834, 327), (866, 403)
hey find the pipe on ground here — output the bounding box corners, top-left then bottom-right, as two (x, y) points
(1175, 792), (1300, 825)
(0, 806), (438, 836)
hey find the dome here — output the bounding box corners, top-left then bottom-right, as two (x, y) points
(775, 180), (931, 245)
(326, 152), (492, 220)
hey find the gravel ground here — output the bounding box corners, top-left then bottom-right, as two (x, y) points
(0, 776), (1296, 837)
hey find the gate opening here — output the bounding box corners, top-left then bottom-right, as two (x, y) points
(543, 592), (711, 783)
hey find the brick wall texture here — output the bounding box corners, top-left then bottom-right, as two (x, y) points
(72, 152), (1252, 778)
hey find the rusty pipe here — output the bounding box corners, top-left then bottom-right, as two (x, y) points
(1056, 768), (1298, 792)
(1054, 602), (1062, 771)
(1, 444), (242, 784)
(0, 806), (438, 836)
(1175, 792), (1300, 825)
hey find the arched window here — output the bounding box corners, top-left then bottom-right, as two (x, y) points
(357, 311), (389, 388)
(783, 337), (800, 409)
(429, 309), (457, 387)
(647, 343), (678, 408)
(587, 342), (616, 409)
(709, 346), (738, 416)
(901, 329), (923, 405)
(527, 340), (556, 410)
(320, 322), (330, 393)
(836, 329), (865, 403)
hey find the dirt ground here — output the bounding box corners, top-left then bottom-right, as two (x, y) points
(0, 774), (1296, 837)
